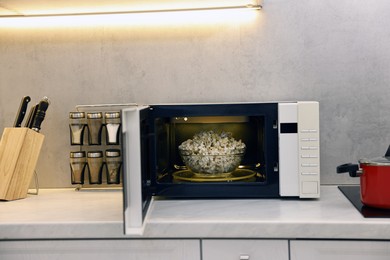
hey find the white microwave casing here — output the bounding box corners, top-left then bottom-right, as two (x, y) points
(122, 101), (320, 235)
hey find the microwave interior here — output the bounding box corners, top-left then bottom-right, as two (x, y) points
(155, 115), (265, 183)
(140, 104), (280, 198)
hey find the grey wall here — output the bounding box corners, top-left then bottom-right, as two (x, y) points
(0, 0), (389, 188)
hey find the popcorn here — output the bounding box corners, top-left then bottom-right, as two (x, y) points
(179, 130), (246, 174)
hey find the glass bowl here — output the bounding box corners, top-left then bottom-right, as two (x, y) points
(179, 148), (245, 177)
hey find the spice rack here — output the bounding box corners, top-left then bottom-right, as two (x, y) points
(69, 103), (136, 190)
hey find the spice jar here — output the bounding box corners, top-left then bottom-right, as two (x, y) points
(69, 112), (86, 145)
(87, 151), (104, 184)
(105, 149), (122, 184)
(87, 112), (103, 145)
(105, 111), (121, 145)
(70, 151), (87, 184)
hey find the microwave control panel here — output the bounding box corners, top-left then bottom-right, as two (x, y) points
(278, 102), (320, 198)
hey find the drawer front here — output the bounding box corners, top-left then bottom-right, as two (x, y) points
(0, 239), (200, 260)
(202, 239), (289, 260)
(291, 240), (390, 260)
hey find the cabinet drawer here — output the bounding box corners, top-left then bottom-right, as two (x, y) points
(202, 239), (289, 260)
(291, 240), (390, 260)
(0, 239), (200, 260)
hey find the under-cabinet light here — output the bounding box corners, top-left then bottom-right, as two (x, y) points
(0, 0), (262, 17)
(0, 6), (260, 28)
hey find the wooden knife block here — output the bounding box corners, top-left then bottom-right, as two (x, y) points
(0, 128), (44, 201)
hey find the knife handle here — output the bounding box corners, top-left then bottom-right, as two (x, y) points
(31, 97), (50, 132)
(13, 96), (31, 127)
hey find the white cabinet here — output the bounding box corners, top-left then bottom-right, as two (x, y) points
(3, 238), (390, 260)
(0, 239), (200, 260)
(202, 239), (289, 260)
(290, 240), (390, 260)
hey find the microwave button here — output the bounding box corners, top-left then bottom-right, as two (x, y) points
(301, 138), (318, 142)
(301, 172), (318, 175)
(301, 155), (318, 158)
(302, 181), (318, 194)
(301, 146), (318, 150)
(301, 163), (318, 167)
(300, 129), (318, 133)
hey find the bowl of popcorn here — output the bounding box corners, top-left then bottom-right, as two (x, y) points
(178, 130), (246, 177)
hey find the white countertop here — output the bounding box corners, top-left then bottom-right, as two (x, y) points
(1, 186), (390, 240)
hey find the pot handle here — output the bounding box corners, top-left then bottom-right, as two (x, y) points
(336, 163), (360, 177)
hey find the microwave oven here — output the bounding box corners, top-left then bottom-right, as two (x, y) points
(122, 101), (320, 234)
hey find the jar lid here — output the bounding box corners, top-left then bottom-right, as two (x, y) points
(105, 111), (120, 119)
(359, 157), (390, 166)
(69, 112), (85, 119)
(87, 112), (103, 119)
(70, 151), (86, 158)
(106, 149), (121, 157)
(87, 151), (103, 158)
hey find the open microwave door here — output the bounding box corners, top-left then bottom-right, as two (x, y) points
(122, 105), (152, 235)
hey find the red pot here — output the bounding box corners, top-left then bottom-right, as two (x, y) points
(337, 146), (390, 209)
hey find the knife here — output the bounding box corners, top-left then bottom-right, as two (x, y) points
(31, 97), (50, 132)
(13, 96), (31, 127)
(24, 103), (38, 128)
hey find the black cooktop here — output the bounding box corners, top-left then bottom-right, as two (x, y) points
(338, 186), (390, 218)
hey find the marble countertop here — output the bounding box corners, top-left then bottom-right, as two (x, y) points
(1, 186), (390, 240)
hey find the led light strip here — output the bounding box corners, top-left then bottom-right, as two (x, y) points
(0, 5), (261, 28)
(0, 4), (261, 18)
